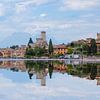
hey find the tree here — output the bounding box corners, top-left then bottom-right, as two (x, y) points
(10, 45), (19, 49)
(67, 47), (73, 54)
(82, 44), (91, 55)
(48, 39), (53, 55)
(28, 37), (33, 44)
(90, 64), (97, 80)
(28, 37), (33, 47)
(33, 47), (46, 57)
(25, 48), (35, 58)
(90, 39), (97, 55)
(48, 61), (54, 79)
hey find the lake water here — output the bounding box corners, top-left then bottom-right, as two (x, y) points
(0, 60), (100, 100)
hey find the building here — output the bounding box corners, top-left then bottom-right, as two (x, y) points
(0, 45), (26, 58)
(96, 33), (100, 52)
(53, 44), (68, 55)
(28, 31), (48, 48)
(71, 33), (100, 53)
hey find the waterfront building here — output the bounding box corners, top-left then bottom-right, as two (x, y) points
(0, 45), (26, 58)
(96, 33), (100, 52)
(53, 44), (68, 55)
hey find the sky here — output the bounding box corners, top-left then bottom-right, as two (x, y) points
(0, 0), (100, 47)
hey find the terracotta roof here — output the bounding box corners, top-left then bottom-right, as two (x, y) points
(53, 45), (67, 49)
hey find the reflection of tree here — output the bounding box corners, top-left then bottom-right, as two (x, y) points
(67, 63), (98, 79)
(10, 68), (19, 72)
(25, 60), (99, 81)
(90, 64), (97, 80)
(25, 61), (48, 79)
(48, 61), (54, 79)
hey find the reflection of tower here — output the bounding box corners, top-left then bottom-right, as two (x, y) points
(41, 31), (46, 41)
(41, 77), (46, 86)
(36, 70), (46, 86)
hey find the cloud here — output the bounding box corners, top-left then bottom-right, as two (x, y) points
(0, 3), (5, 16)
(15, 3), (27, 14)
(40, 13), (47, 17)
(0, 73), (100, 100)
(60, 0), (99, 10)
(15, 0), (49, 13)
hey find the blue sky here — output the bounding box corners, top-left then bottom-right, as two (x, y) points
(0, 0), (100, 47)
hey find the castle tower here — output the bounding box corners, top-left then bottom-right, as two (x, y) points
(41, 31), (46, 41)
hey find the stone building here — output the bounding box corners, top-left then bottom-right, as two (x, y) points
(0, 45), (26, 58)
(96, 33), (100, 52)
(28, 31), (48, 49)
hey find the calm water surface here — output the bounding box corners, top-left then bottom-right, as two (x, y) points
(0, 60), (100, 100)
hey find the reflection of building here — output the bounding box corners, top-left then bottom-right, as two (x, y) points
(0, 60), (26, 71)
(36, 70), (46, 86)
(53, 44), (68, 55)
(96, 65), (100, 85)
(0, 60), (99, 86)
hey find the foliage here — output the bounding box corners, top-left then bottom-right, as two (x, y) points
(28, 37), (33, 45)
(25, 46), (47, 58)
(48, 39), (53, 56)
(10, 45), (19, 49)
(48, 61), (54, 79)
(67, 47), (73, 54)
(82, 44), (91, 55)
(90, 39), (97, 55)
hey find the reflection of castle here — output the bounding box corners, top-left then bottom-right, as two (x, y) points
(0, 60), (100, 86)
(0, 60), (67, 86)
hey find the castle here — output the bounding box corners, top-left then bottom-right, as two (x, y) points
(28, 31), (48, 48)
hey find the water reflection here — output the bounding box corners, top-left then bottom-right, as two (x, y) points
(0, 60), (100, 86)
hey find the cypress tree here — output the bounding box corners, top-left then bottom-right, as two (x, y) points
(90, 39), (97, 55)
(48, 39), (53, 55)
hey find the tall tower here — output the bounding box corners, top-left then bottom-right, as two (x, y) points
(41, 31), (46, 41)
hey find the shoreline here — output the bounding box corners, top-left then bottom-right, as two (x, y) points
(0, 58), (100, 62)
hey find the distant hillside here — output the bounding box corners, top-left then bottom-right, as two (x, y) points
(0, 32), (33, 48)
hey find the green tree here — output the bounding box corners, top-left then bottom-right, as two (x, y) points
(67, 47), (73, 54)
(10, 45), (19, 49)
(82, 44), (91, 55)
(33, 47), (46, 57)
(25, 48), (35, 58)
(90, 39), (97, 55)
(48, 39), (53, 55)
